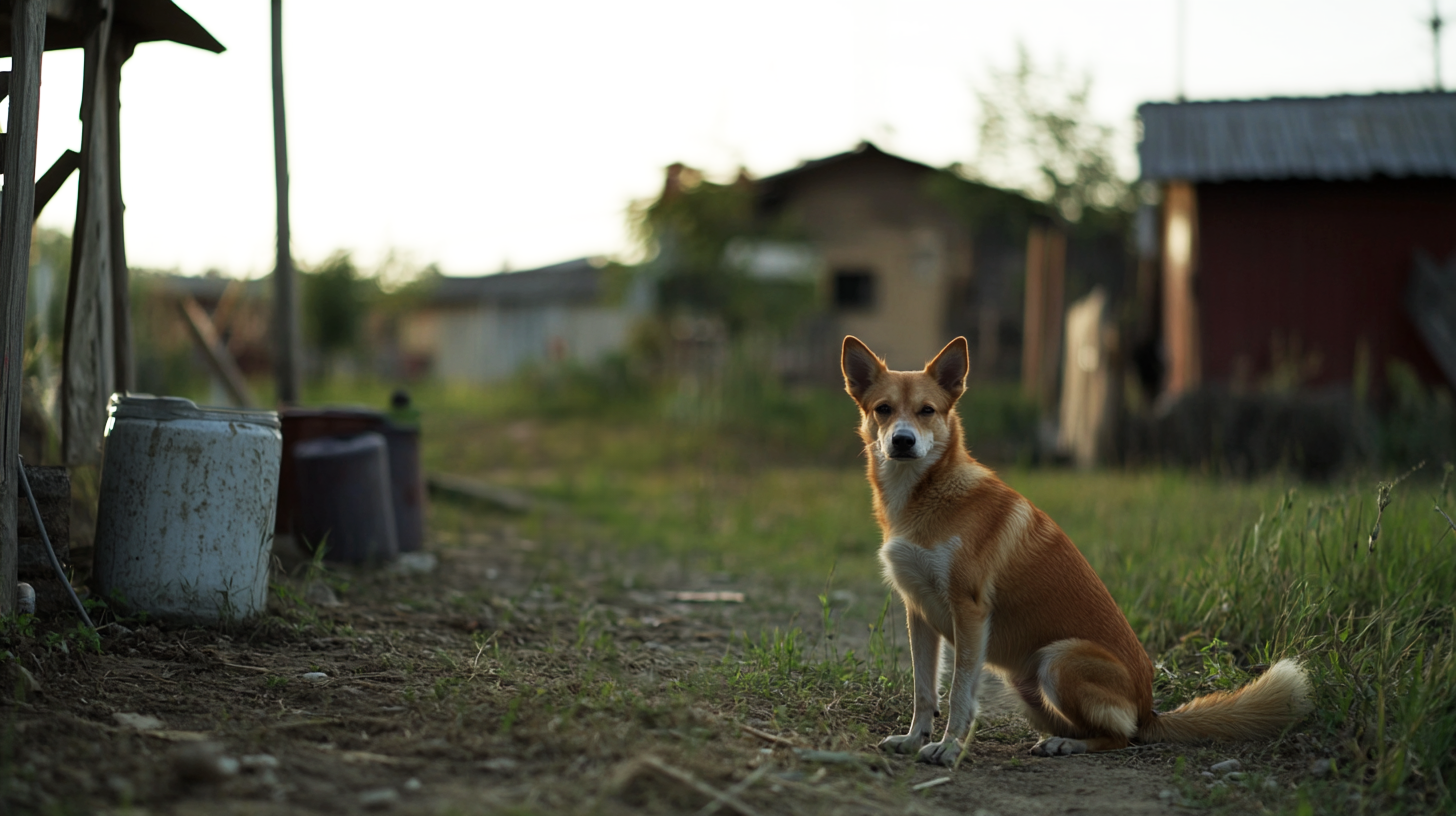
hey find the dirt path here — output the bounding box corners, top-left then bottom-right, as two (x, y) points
(2, 510), (1285, 815)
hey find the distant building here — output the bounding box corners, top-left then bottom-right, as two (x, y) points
(1139, 92), (1456, 400)
(753, 142), (1035, 375)
(401, 258), (634, 383)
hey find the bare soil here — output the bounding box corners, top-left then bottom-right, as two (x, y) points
(2, 507), (1304, 815)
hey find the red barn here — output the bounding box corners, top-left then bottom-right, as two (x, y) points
(1138, 93), (1456, 402)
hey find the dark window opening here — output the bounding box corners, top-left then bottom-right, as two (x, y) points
(833, 269), (876, 310)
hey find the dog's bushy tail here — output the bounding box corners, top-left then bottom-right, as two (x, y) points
(1138, 659), (1312, 744)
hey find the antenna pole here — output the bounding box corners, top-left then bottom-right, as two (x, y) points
(1434, 0), (1446, 91)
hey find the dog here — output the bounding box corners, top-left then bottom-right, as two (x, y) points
(841, 335), (1311, 765)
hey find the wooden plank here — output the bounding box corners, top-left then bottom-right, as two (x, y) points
(61, 8), (117, 466)
(107, 35), (136, 393)
(0, 0), (48, 615)
(1160, 181), (1201, 398)
(271, 0), (300, 405)
(1406, 252), (1456, 389)
(1021, 224), (1045, 399)
(179, 295), (257, 408)
(425, 472), (532, 514)
(34, 149), (82, 219)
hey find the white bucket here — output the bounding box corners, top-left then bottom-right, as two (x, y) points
(94, 395), (282, 623)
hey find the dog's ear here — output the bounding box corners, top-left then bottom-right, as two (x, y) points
(841, 336), (885, 404)
(925, 337), (969, 401)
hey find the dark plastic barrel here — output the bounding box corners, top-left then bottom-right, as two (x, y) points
(380, 425), (424, 552)
(293, 433), (398, 564)
(277, 408), (387, 536)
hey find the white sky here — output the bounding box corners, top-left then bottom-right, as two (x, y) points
(13, 0), (1453, 278)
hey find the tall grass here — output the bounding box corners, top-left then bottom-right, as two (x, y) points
(1118, 467), (1456, 811)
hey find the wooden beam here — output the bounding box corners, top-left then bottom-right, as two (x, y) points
(271, 0), (300, 405)
(1021, 224), (1045, 400)
(107, 34), (136, 393)
(0, 0), (48, 616)
(34, 149), (81, 219)
(60, 6), (116, 466)
(179, 295), (256, 408)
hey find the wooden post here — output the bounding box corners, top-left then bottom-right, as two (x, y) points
(107, 34), (137, 393)
(1020, 224), (1066, 414)
(272, 0), (301, 405)
(61, 3), (118, 466)
(1161, 181), (1200, 398)
(1041, 226), (1066, 409)
(1021, 224), (1046, 399)
(0, 0), (48, 614)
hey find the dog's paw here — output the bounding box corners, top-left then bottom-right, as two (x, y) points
(879, 732), (930, 754)
(1030, 736), (1087, 757)
(916, 739), (965, 766)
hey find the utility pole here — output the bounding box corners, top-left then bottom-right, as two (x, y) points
(1432, 0), (1446, 91)
(271, 0), (301, 405)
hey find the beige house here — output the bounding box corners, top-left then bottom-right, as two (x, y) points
(754, 142), (983, 372)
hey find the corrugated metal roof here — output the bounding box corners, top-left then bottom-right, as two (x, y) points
(430, 258), (606, 307)
(1138, 93), (1456, 182)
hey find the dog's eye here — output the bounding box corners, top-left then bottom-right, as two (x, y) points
(874, 404), (891, 416)
(919, 406), (936, 415)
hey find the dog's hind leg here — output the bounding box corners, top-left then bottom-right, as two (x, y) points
(1028, 639), (1139, 756)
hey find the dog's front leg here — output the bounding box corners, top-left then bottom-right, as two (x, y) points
(918, 605), (988, 766)
(879, 607), (939, 754)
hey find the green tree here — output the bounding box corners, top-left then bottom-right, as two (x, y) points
(630, 166), (815, 337)
(301, 251), (370, 358)
(972, 45), (1132, 225)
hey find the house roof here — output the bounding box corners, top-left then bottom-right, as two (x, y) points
(430, 258), (607, 307)
(0, 0), (223, 57)
(758, 140), (937, 184)
(1138, 92), (1456, 182)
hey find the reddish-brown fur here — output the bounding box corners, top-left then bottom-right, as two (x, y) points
(841, 335), (1311, 763)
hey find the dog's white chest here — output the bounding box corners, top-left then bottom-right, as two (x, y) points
(879, 536), (961, 636)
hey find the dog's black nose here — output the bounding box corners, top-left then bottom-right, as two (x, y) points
(891, 432), (916, 451)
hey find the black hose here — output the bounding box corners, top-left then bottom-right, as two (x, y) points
(16, 456), (96, 631)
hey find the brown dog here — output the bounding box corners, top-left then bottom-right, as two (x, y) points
(841, 335), (1311, 764)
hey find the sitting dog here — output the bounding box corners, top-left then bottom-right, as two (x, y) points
(841, 335), (1311, 765)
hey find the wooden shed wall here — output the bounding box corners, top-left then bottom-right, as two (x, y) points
(1194, 178), (1456, 396)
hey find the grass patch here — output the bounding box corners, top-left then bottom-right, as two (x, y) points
(236, 374), (1456, 810)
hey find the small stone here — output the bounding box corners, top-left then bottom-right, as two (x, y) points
(113, 712), (165, 730)
(16, 583), (35, 615)
(1262, 777), (1280, 790)
(1159, 789), (1174, 800)
(304, 581), (342, 607)
(240, 754), (280, 771)
(389, 552), (438, 575)
(1200, 771), (1215, 779)
(301, 672), (329, 683)
(1224, 771), (1246, 781)
(1310, 758), (1332, 777)
(1209, 759), (1242, 773)
(403, 777), (422, 792)
(216, 757), (241, 776)
(359, 788), (400, 809)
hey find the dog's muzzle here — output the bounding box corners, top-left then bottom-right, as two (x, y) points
(888, 431), (920, 459)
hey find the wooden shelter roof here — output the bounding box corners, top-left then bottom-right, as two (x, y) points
(0, 0), (222, 56)
(1138, 92), (1456, 182)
